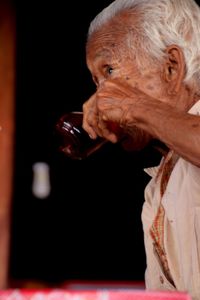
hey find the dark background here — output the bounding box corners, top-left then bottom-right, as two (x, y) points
(9, 0), (200, 286)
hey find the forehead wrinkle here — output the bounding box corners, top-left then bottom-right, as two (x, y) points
(94, 48), (112, 60)
(87, 20), (126, 58)
(87, 32), (118, 53)
(87, 38), (116, 65)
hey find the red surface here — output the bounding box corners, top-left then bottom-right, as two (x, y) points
(63, 280), (146, 290)
(0, 289), (191, 300)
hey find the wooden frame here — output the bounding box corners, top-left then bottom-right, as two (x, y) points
(0, 1), (16, 289)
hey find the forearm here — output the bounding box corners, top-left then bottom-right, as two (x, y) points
(128, 99), (200, 166)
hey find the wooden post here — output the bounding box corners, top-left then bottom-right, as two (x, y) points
(0, 1), (16, 289)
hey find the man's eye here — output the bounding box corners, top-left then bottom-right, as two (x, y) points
(103, 64), (113, 75)
(107, 66), (113, 74)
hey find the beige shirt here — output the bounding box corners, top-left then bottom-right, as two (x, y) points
(142, 100), (200, 300)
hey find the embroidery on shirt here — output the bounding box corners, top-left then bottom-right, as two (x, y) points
(149, 150), (178, 286)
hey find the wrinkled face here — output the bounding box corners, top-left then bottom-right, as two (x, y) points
(86, 15), (168, 102)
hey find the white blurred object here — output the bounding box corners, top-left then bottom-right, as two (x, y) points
(32, 162), (51, 199)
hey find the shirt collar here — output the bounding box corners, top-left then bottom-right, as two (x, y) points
(143, 165), (160, 178)
(188, 99), (200, 115)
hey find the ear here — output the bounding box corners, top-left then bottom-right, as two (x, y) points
(163, 45), (185, 94)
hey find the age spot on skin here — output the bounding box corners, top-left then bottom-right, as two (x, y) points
(146, 84), (155, 91)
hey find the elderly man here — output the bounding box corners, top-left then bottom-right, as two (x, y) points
(82, 0), (200, 299)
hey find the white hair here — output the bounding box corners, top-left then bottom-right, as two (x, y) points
(88, 0), (200, 87)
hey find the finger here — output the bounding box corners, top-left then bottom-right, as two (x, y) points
(96, 116), (119, 143)
(82, 110), (98, 139)
(101, 107), (123, 124)
(104, 132), (118, 143)
(82, 95), (99, 139)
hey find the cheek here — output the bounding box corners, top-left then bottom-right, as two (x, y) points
(118, 62), (138, 79)
(142, 77), (166, 99)
(144, 83), (160, 96)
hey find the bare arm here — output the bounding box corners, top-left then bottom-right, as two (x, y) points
(128, 98), (200, 166)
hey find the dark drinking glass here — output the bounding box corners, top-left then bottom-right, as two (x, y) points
(55, 112), (107, 160)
